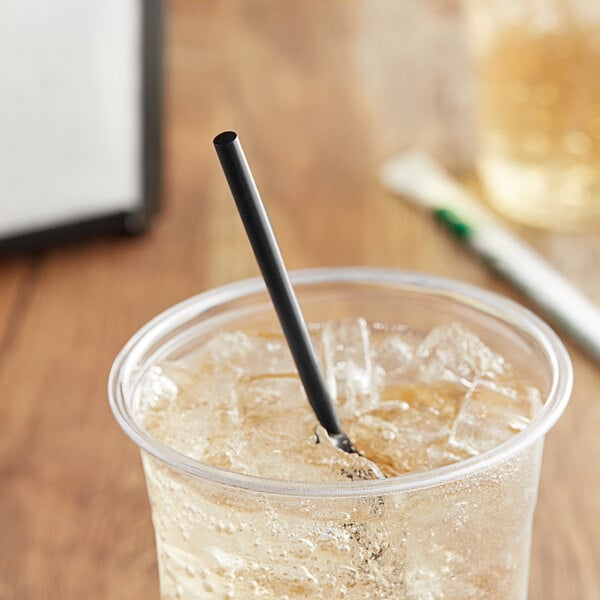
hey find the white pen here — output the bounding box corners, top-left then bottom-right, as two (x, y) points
(380, 149), (600, 363)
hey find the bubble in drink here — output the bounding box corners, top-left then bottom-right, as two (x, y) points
(137, 320), (544, 599)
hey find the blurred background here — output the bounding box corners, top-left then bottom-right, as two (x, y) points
(1, 1), (599, 598)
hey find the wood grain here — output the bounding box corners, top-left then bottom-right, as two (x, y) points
(1, 1), (599, 598)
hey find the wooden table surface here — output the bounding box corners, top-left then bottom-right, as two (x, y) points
(1, 2), (599, 598)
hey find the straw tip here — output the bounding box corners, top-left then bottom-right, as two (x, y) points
(213, 131), (238, 147)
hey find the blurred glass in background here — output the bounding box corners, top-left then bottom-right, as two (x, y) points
(465, 0), (600, 231)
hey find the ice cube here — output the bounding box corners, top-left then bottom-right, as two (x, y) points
(447, 380), (541, 456)
(371, 326), (416, 385)
(236, 376), (315, 452)
(204, 331), (253, 369)
(322, 318), (379, 415)
(201, 331), (297, 378)
(413, 323), (506, 387)
(239, 333), (299, 377)
(350, 382), (464, 475)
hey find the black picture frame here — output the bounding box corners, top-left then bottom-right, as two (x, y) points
(0, 0), (163, 254)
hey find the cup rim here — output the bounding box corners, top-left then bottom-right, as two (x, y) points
(108, 267), (572, 497)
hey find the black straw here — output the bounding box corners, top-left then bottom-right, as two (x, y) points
(213, 131), (356, 452)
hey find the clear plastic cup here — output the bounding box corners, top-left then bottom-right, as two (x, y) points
(109, 268), (572, 599)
